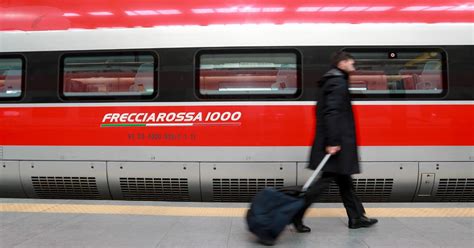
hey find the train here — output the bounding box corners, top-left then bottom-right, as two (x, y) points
(0, 0), (473, 202)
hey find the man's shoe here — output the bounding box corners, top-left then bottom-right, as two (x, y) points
(293, 221), (311, 233)
(348, 216), (378, 229)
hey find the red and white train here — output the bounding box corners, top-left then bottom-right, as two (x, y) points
(0, 0), (473, 202)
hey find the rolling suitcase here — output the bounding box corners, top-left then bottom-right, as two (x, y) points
(246, 154), (331, 245)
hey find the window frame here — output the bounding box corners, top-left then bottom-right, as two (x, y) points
(195, 48), (303, 100)
(0, 54), (26, 101)
(342, 47), (448, 99)
(59, 50), (159, 101)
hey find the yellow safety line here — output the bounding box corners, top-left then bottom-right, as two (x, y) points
(0, 203), (474, 217)
(0, 203), (472, 217)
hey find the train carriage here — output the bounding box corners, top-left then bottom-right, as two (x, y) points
(0, 0), (473, 202)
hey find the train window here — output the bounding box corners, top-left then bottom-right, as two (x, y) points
(197, 50), (300, 98)
(0, 57), (23, 99)
(345, 49), (446, 96)
(61, 52), (157, 98)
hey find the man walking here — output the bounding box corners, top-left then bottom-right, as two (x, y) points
(292, 51), (378, 232)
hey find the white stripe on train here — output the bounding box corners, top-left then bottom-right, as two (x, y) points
(0, 101), (473, 108)
(1, 23), (473, 52)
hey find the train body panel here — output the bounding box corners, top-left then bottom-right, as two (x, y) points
(0, 103), (473, 146)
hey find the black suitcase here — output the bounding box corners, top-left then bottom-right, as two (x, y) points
(246, 154), (331, 245)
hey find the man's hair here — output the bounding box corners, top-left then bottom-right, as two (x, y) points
(331, 51), (355, 67)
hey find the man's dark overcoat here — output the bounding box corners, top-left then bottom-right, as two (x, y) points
(308, 68), (360, 175)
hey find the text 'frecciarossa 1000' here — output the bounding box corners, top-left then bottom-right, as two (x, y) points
(101, 112), (242, 123)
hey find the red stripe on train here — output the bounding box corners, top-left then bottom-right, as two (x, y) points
(0, 105), (472, 146)
(1, 0), (473, 31)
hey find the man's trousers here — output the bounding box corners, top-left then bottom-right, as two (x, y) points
(293, 172), (366, 222)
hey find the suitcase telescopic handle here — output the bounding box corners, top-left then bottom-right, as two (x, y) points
(302, 154), (331, 192)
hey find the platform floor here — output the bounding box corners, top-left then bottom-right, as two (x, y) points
(1, 199), (473, 248)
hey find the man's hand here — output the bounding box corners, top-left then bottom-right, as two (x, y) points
(326, 146), (341, 155)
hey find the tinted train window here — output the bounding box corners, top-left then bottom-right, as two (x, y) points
(0, 57), (23, 98)
(62, 52), (157, 98)
(346, 49), (446, 96)
(197, 50), (300, 97)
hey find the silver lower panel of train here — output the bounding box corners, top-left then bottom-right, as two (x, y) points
(1, 146), (473, 202)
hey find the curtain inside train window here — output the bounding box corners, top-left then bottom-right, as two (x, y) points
(345, 49), (446, 97)
(197, 50), (301, 98)
(0, 57), (23, 99)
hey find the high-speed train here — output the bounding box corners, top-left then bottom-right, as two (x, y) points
(0, 0), (473, 202)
